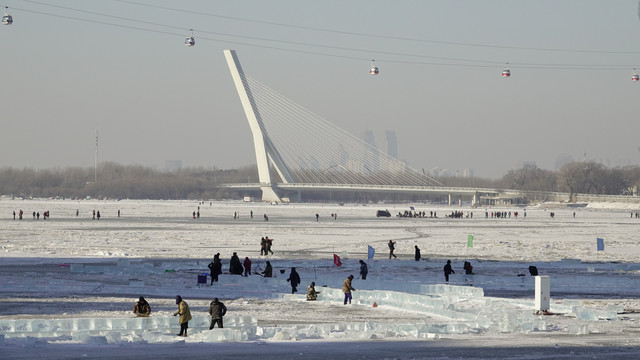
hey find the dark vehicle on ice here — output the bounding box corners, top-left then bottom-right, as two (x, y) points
(376, 210), (391, 217)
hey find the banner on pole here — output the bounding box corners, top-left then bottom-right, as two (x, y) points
(597, 238), (604, 251)
(467, 234), (474, 248)
(367, 245), (375, 259)
(333, 254), (342, 266)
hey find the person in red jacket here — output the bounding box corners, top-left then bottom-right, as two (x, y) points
(243, 257), (252, 277)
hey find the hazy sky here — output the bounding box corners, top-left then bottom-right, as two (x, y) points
(2, 0), (640, 178)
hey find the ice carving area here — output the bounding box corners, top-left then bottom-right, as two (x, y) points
(0, 283), (625, 345)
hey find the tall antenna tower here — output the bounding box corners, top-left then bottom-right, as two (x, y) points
(94, 129), (98, 183)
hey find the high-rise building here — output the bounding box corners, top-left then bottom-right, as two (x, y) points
(363, 131), (379, 172)
(385, 130), (398, 159)
(364, 131), (376, 148)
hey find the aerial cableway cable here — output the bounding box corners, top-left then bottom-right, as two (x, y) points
(7, 1), (639, 71)
(109, 0), (640, 56)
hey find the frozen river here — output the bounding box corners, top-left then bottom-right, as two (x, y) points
(1, 199), (640, 359)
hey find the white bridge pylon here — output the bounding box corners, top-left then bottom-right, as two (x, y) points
(224, 49), (293, 202)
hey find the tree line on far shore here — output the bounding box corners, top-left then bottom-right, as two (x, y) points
(1, 161), (639, 203)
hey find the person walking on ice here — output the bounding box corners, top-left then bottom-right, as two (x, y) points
(342, 274), (356, 305)
(208, 297), (227, 329)
(287, 267), (301, 294)
(444, 260), (455, 282)
(173, 295), (192, 337)
(265, 236), (274, 255)
(359, 260), (368, 280)
(260, 237), (266, 255)
(388, 240), (397, 259)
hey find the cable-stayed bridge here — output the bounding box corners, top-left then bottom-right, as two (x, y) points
(216, 50), (640, 206)
(221, 49), (505, 204)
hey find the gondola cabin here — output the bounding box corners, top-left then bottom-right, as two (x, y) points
(185, 36), (195, 47)
(2, 7), (12, 25)
(502, 69), (511, 77)
(369, 60), (379, 75)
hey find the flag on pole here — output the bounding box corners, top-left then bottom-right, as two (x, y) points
(333, 254), (342, 266)
(367, 245), (375, 259)
(467, 234), (474, 248)
(597, 238), (605, 251)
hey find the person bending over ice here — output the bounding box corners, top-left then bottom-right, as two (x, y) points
(342, 275), (356, 305)
(133, 296), (150, 317)
(307, 282), (320, 301)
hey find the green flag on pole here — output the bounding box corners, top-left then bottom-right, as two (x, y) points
(467, 234), (474, 248)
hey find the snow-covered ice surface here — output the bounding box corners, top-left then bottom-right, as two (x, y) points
(1, 199), (640, 359)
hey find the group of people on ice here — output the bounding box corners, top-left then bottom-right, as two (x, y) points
(131, 246), (485, 338)
(133, 295), (227, 337)
(12, 209), (50, 220)
(207, 252), (274, 285)
(260, 236), (274, 255)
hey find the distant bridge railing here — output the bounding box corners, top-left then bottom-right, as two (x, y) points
(216, 182), (500, 196)
(216, 183), (640, 204)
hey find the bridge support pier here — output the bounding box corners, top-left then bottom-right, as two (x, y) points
(472, 193), (477, 207)
(448, 194), (451, 206)
(260, 185), (283, 203)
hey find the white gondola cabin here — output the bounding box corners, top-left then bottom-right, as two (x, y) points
(370, 60), (379, 75)
(2, 6), (12, 25)
(502, 63), (511, 77)
(185, 30), (195, 47)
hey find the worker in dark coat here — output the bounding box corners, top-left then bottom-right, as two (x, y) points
(229, 252), (243, 275)
(414, 245), (421, 261)
(359, 260), (368, 280)
(208, 298), (227, 329)
(388, 240), (397, 259)
(444, 260), (455, 282)
(208, 257), (222, 284)
(464, 261), (474, 275)
(261, 261), (273, 277)
(132, 296), (151, 317)
(286, 267), (301, 294)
